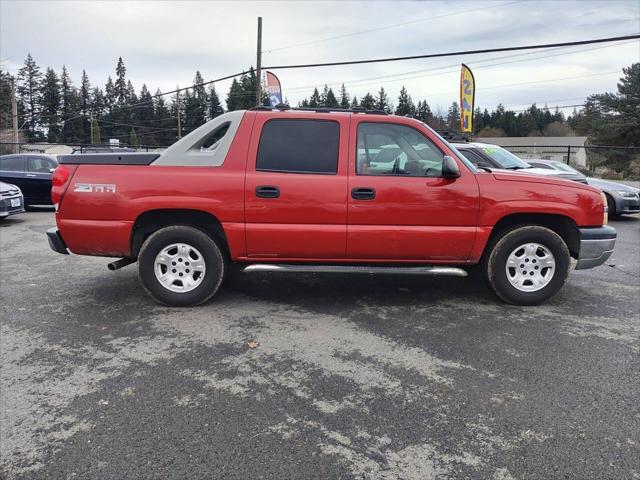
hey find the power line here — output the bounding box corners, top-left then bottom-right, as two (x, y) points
(262, 0), (523, 53)
(281, 39), (637, 94)
(263, 34), (640, 70)
(411, 70), (620, 100)
(95, 118), (176, 131)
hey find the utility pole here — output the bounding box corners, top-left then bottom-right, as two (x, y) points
(256, 16), (262, 106)
(176, 87), (182, 139)
(11, 79), (19, 153)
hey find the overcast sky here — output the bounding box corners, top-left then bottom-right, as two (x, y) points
(1, 0), (638, 114)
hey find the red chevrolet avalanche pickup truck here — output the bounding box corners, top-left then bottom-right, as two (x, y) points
(47, 107), (616, 306)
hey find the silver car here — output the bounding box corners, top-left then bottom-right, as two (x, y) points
(526, 160), (640, 217)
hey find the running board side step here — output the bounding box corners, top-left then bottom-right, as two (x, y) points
(242, 264), (468, 277)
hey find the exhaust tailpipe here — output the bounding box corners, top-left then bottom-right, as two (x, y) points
(107, 257), (136, 271)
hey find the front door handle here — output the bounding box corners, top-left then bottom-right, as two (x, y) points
(351, 187), (376, 200)
(256, 185), (280, 198)
(26, 174), (37, 177)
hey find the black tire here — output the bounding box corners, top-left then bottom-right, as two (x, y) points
(485, 226), (570, 305)
(605, 194), (617, 218)
(138, 226), (225, 307)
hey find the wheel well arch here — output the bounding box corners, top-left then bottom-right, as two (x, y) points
(603, 192), (616, 216)
(485, 213), (580, 259)
(131, 209), (229, 258)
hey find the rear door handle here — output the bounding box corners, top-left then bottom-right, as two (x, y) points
(351, 187), (376, 200)
(26, 174), (36, 177)
(256, 185), (280, 198)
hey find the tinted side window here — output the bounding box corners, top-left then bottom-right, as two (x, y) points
(357, 123), (443, 177)
(458, 149), (487, 166)
(0, 156), (25, 172)
(28, 157), (55, 173)
(256, 119), (339, 174)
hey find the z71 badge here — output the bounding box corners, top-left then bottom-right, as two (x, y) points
(74, 183), (116, 193)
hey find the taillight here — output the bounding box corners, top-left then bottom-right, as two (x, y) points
(600, 191), (608, 225)
(51, 164), (77, 207)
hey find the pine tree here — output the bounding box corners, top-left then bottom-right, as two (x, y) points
(308, 88), (321, 108)
(446, 102), (461, 131)
(339, 84), (349, 109)
(360, 92), (376, 110)
(350, 96), (359, 108)
(191, 71), (208, 127)
(104, 76), (115, 114)
(153, 89), (173, 145)
(136, 84), (155, 143)
(395, 86), (415, 116)
(0, 71), (15, 140)
(126, 80), (137, 104)
(207, 84), (224, 119)
(91, 87), (105, 116)
(79, 70), (92, 142)
(325, 88), (339, 108)
(114, 57), (127, 105)
(60, 66), (79, 142)
(376, 87), (391, 113)
(41, 67), (61, 142)
(17, 53), (43, 140)
(226, 78), (243, 111)
(415, 100), (433, 123)
(170, 91), (181, 140)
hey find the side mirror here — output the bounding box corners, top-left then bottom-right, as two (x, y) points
(49, 168), (56, 173)
(441, 155), (461, 179)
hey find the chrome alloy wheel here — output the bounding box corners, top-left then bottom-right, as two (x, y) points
(505, 242), (556, 292)
(154, 243), (206, 293)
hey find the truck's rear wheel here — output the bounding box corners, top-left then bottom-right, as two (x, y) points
(138, 226), (224, 306)
(485, 226), (570, 305)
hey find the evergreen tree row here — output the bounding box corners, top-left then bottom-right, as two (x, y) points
(1, 53), (636, 149)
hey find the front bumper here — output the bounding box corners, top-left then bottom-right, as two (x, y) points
(575, 226), (616, 270)
(47, 228), (69, 255)
(618, 195), (640, 214)
(0, 194), (25, 217)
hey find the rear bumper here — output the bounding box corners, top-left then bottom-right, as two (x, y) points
(47, 228), (69, 255)
(575, 226), (616, 270)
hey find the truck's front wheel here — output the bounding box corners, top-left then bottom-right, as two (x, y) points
(485, 226), (570, 305)
(138, 226), (225, 306)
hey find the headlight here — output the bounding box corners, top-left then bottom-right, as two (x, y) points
(618, 191), (638, 198)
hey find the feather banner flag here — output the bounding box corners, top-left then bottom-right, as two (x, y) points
(266, 71), (283, 107)
(459, 64), (475, 133)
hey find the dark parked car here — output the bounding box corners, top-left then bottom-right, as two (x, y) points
(452, 142), (587, 183)
(0, 181), (25, 219)
(0, 154), (58, 205)
(526, 159), (640, 217)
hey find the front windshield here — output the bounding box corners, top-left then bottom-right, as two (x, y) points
(552, 162), (581, 174)
(479, 146), (531, 170)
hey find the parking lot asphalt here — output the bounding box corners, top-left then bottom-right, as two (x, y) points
(1, 211), (638, 480)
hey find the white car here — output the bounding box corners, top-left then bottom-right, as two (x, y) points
(451, 142), (580, 181)
(0, 181), (25, 219)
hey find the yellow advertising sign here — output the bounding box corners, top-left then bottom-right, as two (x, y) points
(460, 64), (475, 133)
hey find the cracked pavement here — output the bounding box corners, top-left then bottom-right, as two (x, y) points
(1, 211), (638, 479)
